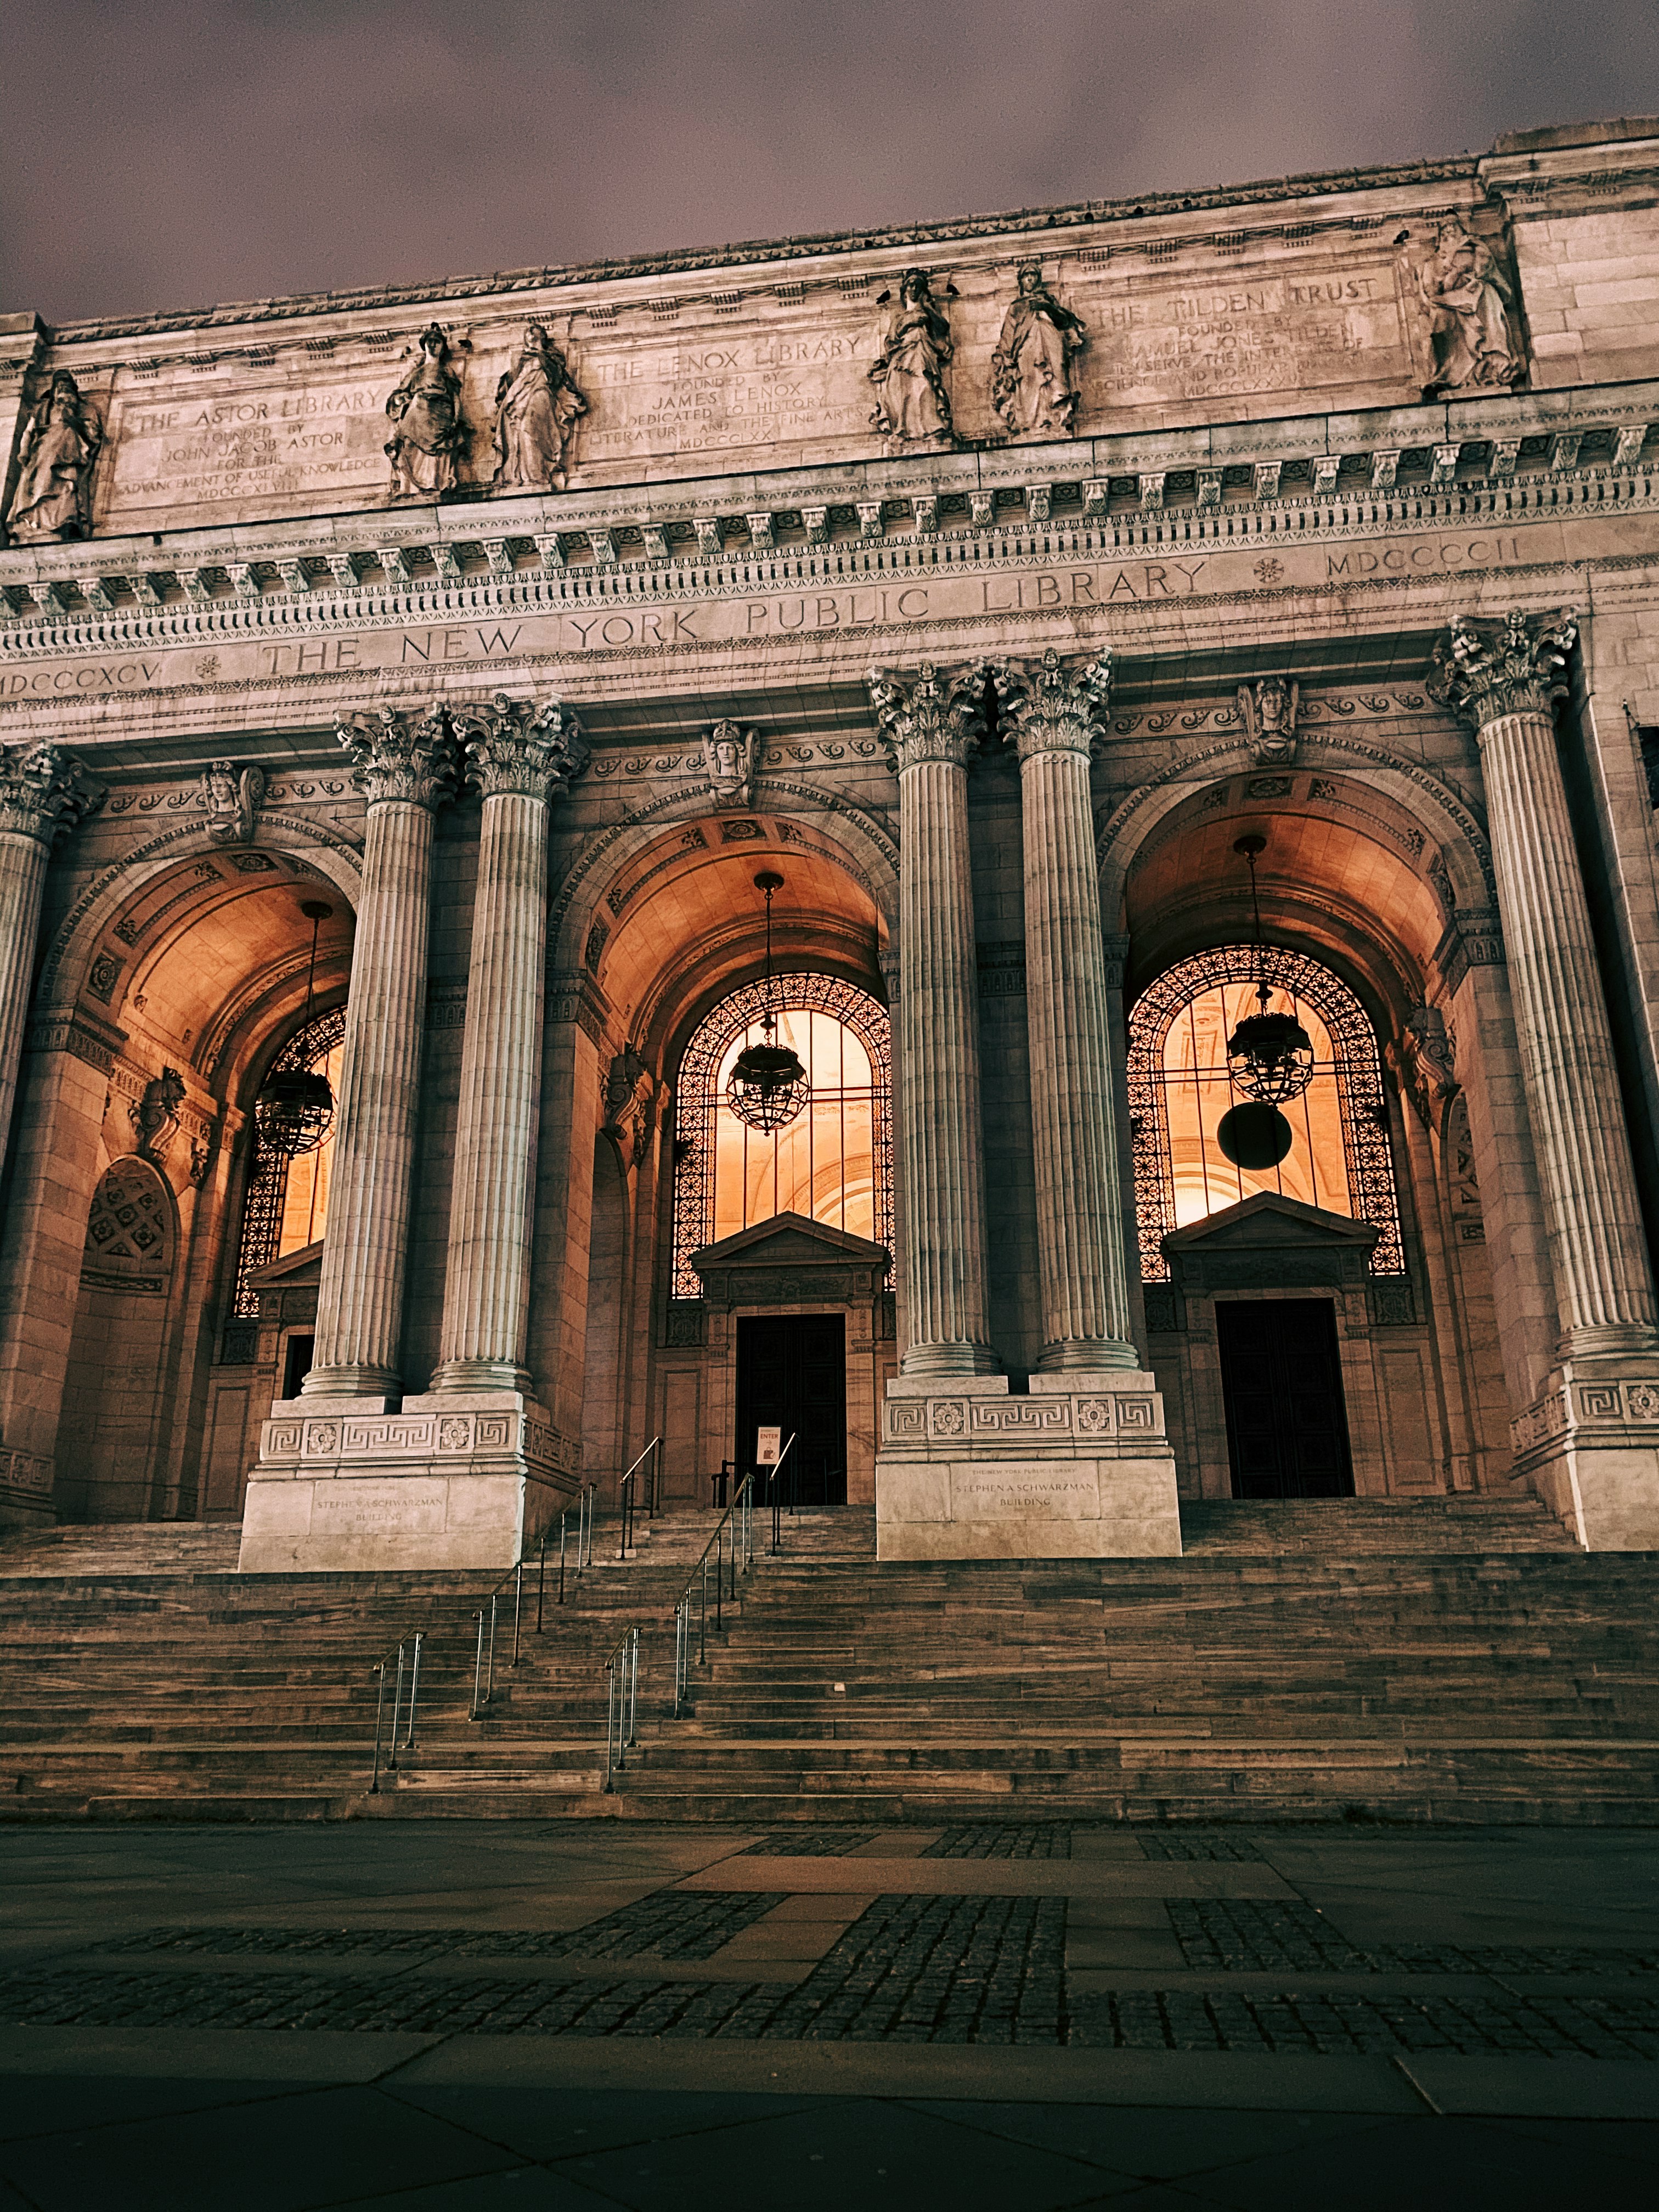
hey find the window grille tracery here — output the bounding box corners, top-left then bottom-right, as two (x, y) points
(1127, 945), (1405, 1282)
(230, 1006), (347, 1318)
(672, 973), (892, 1299)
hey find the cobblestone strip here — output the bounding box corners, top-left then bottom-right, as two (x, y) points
(922, 1826), (1073, 1859)
(89, 1894), (784, 1966)
(1165, 1901), (1659, 1978)
(1137, 1835), (1267, 1861)
(737, 1831), (878, 1857)
(1070, 1989), (1659, 2058)
(757, 1893), (1067, 2042)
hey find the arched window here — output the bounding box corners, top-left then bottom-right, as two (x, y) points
(230, 1007), (346, 1316)
(672, 973), (892, 1297)
(1127, 945), (1404, 1282)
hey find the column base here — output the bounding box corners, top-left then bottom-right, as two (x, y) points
(875, 1370), (1182, 1561)
(0, 1442), (54, 1534)
(1511, 1357), (1659, 1550)
(300, 1363), (403, 1401)
(239, 1389), (579, 1573)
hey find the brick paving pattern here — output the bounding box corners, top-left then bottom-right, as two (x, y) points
(1166, 1900), (1659, 1977)
(922, 1825), (1073, 1859)
(1069, 1988), (1659, 2057)
(737, 1830), (878, 1856)
(1137, 1834), (1267, 1861)
(91, 1893), (783, 1965)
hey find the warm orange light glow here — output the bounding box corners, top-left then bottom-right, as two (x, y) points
(275, 1041), (343, 1256)
(712, 1009), (876, 1242)
(1163, 982), (1351, 1223)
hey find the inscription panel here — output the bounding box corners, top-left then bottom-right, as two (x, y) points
(106, 380), (392, 528)
(950, 1466), (1102, 1519)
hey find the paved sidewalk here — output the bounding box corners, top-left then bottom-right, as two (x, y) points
(2, 1821), (1658, 2206)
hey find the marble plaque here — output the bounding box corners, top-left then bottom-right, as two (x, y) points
(105, 377), (393, 528)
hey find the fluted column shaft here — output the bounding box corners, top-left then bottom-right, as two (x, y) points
(0, 746), (102, 1186)
(306, 709), (456, 1398)
(1434, 610), (1657, 1356)
(870, 664), (996, 1378)
(432, 698), (584, 1389)
(1017, 733), (1139, 1368)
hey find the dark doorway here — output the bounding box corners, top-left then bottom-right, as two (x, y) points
(735, 1314), (847, 1506)
(1216, 1298), (1355, 1499)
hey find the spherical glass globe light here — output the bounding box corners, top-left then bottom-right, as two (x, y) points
(253, 1066), (335, 1157)
(726, 1037), (809, 1132)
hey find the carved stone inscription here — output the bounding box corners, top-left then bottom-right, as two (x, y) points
(1085, 255), (1412, 413)
(108, 380), (391, 522)
(578, 324), (867, 464)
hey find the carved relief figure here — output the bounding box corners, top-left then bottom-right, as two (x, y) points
(868, 269), (954, 444)
(1238, 676), (1300, 766)
(1416, 222), (1522, 394)
(383, 324), (469, 498)
(200, 760), (266, 843)
(990, 263), (1086, 437)
(603, 1045), (655, 1167)
(702, 720), (760, 808)
(6, 372), (102, 541)
(492, 324), (588, 493)
(131, 1068), (186, 1165)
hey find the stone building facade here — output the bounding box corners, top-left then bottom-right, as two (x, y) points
(2, 117), (1658, 1567)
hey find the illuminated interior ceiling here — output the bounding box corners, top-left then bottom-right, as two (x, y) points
(84, 854), (354, 1081)
(1125, 781), (1449, 992)
(591, 815), (886, 1052)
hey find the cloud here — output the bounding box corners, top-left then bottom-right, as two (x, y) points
(2, 0), (1654, 323)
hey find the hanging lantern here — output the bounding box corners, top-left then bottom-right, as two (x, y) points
(726, 871), (809, 1132)
(254, 901), (336, 1157)
(1224, 835), (1314, 1105)
(1217, 1098), (1294, 1172)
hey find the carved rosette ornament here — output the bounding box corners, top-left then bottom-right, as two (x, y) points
(995, 648), (1113, 759)
(335, 704), (462, 809)
(867, 662), (984, 773)
(453, 692), (588, 802)
(1428, 608), (1577, 733)
(0, 742), (106, 845)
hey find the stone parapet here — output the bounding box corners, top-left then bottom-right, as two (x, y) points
(239, 1389), (575, 1572)
(876, 1370), (1181, 1559)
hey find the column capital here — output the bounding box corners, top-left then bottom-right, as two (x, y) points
(867, 661), (985, 772)
(1428, 607), (1578, 733)
(453, 691), (588, 803)
(0, 743), (105, 846)
(997, 647), (1113, 760)
(335, 703), (461, 809)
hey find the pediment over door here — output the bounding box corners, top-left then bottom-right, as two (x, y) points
(1161, 1192), (1378, 1295)
(689, 1210), (891, 1308)
(244, 1237), (323, 1323)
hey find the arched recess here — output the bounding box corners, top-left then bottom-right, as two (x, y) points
(582, 1136), (631, 1486)
(56, 1157), (179, 1522)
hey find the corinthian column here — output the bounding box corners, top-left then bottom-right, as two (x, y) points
(1430, 609), (1658, 1358)
(0, 744), (103, 1184)
(868, 664), (997, 1376)
(1000, 649), (1138, 1371)
(302, 705), (458, 1400)
(430, 694), (586, 1391)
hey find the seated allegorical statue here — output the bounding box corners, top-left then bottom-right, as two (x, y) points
(492, 324), (589, 494)
(6, 371), (101, 541)
(383, 324), (470, 498)
(990, 263), (1087, 438)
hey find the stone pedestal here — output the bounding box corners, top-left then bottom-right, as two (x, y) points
(239, 1389), (572, 1572)
(876, 1370), (1183, 1559)
(1433, 610), (1659, 1548)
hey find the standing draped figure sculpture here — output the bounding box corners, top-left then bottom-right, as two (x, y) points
(1417, 221), (1523, 394)
(990, 264), (1087, 437)
(868, 269), (955, 444)
(384, 324), (469, 498)
(6, 372), (101, 541)
(492, 324), (589, 494)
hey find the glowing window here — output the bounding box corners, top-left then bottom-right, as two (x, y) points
(231, 1007), (346, 1316)
(1127, 945), (1404, 1281)
(672, 974), (891, 1298)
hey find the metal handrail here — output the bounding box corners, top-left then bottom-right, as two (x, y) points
(672, 1470), (760, 1716)
(616, 1437), (662, 1558)
(624, 1435), (663, 1517)
(369, 1630), (424, 1792)
(602, 1622), (641, 1787)
(470, 1481), (598, 1719)
(761, 1431), (797, 1554)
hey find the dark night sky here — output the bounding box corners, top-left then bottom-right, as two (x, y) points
(4, 1), (1657, 326)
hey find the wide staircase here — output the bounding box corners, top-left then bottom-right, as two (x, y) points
(3, 1496), (1657, 1826)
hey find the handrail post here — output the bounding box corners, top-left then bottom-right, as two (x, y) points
(404, 1632), (422, 1749)
(536, 1536), (547, 1634)
(512, 1561), (523, 1667)
(558, 1514), (568, 1605)
(487, 1593), (498, 1703)
(388, 1640), (407, 1774)
(471, 1610), (486, 1719)
(369, 1662), (387, 1794)
(629, 1627), (639, 1747)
